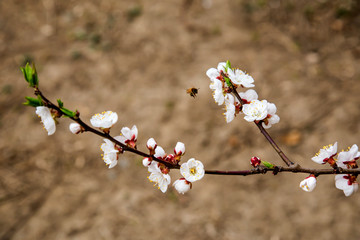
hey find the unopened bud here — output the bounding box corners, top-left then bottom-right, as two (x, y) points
(250, 156), (261, 167)
(69, 123), (82, 134)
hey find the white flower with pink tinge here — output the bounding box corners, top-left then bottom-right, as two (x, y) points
(90, 111), (118, 129)
(101, 139), (119, 168)
(148, 161), (171, 193)
(336, 144), (360, 169)
(210, 78), (225, 105)
(239, 89), (258, 104)
(242, 100), (268, 122)
(311, 142), (338, 165)
(262, 102), (280, 129)
(146, 138), (157, 151)
(35, 106), (56, 135)
(227, 68), (255, 88)
(174, 142), (185, 156)
(206, 62), (227, 81)
(115, 125), (138, 148)
(299, 175), (317, 192)
(173, 178), (192, 194)
(224, 94), (238, 123)
(335, 174), (358, 197)
(180, 158), (205, 182)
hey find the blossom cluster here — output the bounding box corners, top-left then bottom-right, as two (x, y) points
(34, 106), (205, 194)
(206, 61), (279, 128)
(143, 139), (205, 194)
(299, 142), (360, 196)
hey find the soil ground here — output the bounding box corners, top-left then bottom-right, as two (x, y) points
(1, 0), (360, 239)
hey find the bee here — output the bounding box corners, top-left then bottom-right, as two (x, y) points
(186, 87), (199, 98)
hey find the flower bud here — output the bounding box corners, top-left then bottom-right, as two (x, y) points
(173, 178), (192, 194)
(142, 157), (152, 167)
(69, 123), (82, 134)
(147, 138), (157, 152)
(154, 146), (166, 159)
(250, 156), (261, 167)
(174, 142), (185, 156)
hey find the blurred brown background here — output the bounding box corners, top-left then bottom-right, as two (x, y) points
(1, 0), (360, 239)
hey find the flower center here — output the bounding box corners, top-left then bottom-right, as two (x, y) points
(190, 168), (197, 175)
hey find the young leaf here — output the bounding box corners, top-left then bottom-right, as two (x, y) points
(57, 99), (64, 108)
(23, 96), (43, 107)
(20, 63), (39, 87)
(225, 60), (231, 72)
(60, 107), (76, 118)
(262, 160), (274, 169)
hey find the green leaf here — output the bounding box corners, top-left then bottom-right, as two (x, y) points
(262, 160), (274, 169)
(57, 99), (64, 108)
(225, 60), (231, 72)
(224, 76), (232, 87)
(60, 107), (76, 118)
(20, 63), (39, 87)
(23, 96), (43, 107)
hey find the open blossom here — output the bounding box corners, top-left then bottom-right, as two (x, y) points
(173, 178), (192, 194)
(35, 106), (56, 135)
(299, 175), (317, 192)
(242, 100), (268, 122)
(227, 68), (255, 88)
(335, 174), (358, 197)
(224, 94), (239, 123)
(174, 142), (185, 156)
(148, 161), (171, 193)
(311, 142), (338, 165)
(239, 89), (258, 104)
(116, 125), (138, 148)
(210, 78), (225, 105)
(337, 144), (360, 169)
(101, 139), (119, 168)
(90, 111), (118, 129)
(206, 62), (227, 81)
(262, 102), (280, 129)
(180, 158), (205, 182)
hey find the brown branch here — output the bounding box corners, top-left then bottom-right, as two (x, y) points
(230, 85), (294, 167)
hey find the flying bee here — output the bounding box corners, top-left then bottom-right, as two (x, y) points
(186, 87), (199, 98)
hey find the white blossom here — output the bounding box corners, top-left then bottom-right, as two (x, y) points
(154, 146), (166, 159)
(146, 138), (157, 150)
(148, 162), (171, 193)
(242, 100), (268, 122)
(262, 102), (280, 129)
(180, 158), (205, 182)
(311, 142), (338, 165)
(299, 175), (317, 192)
(227, 68), (255, 88)
(69, 123), (82, 134)
(116, 125), (138, 148)
(174, 142), (186, 156)
(100, 139), (119, 168)
(210, 79), (225, 105)
(173, 178), (192, 194)
(90, 111), (118, 129)
(35, 106), (56, 135)
(206, 62), (227, 81)
(239, 89), (258, 103)
(224, 94), (236, 123)
(335, 174), (358, 197)
(142, 157), (152, 167)
(337, 144), (360, 169)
